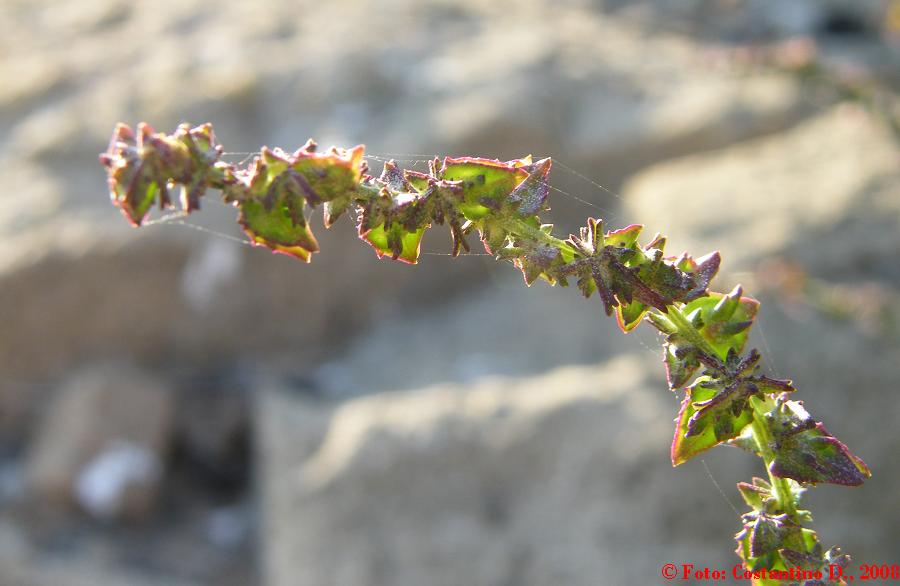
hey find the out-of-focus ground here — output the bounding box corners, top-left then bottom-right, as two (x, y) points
(1, 1), (899, 584)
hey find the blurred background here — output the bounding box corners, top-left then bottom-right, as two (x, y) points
(1, 0), (899, 584)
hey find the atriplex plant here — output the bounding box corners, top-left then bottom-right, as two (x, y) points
(101, 122), (871, 585)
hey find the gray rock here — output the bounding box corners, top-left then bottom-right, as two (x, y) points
(259, 355), (750, 586)
(599, 0), (889, 40)
(622, 105), (900, 279)
(0, 516), (200, 586)
(25, 364), (174, 521)
(309, 272), (650, 397)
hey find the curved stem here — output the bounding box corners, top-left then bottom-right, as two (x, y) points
(666, 305), (798, 518)
(750, 398), (797, 516)
(497, 216), (579, 258)
(101, 123), (869, 579)
(664, 306), (722, 360)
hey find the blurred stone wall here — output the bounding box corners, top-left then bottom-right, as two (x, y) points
(0, 0), (897, 584)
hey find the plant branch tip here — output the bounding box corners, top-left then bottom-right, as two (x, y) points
(100, 122), (870, 584)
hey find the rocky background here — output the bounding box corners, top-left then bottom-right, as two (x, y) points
(1, 0), (899, 584)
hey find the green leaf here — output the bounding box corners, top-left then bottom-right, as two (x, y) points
(645, 312), (676, 334)
(441, 156), (530, 220)
(238, 199), (318, 262)
(324, 198), (352, 228)
(123, 174), (161, 226)
(711, 284), (742, 321)
(615, 301), (648, 332)
(603, 223), (643, 248)
(293, 142), (365, 202)
(234, 147), (326, 261)
(361, 223), (426, 264)
(404, 170), (432, 193)
(681, 290), (759, 360)
(736, 478), (772, 512)
(356, 165), (433, 264)
(512, 242), (563, 286)
(288, 142), (365, 226)
(663, 342), (700, 390)
(102, 123), (182, 224)
(671, 377), (755, 465)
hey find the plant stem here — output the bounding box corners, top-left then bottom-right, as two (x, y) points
(663, 305), (720, 359)
(102, 123), (871, 576)
(750, 398), (797, 516)
(666, 304), (798, 517)
(497, 217), (579, 258)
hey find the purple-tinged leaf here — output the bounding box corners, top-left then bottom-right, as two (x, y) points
(768, 400), (871, 486)
(507, 157), (552, 216)
(779, 548), (824, 571)
(100, 122), (208, 225)
(380, 160), (414, 193)
(689, 251), (721, 296)
(750, 514), (788, 558)
(754, 376), (796, 395)
(734, 525), (783, 574)
(236, 148), (320, 261)
(735, 510), (823, 579)
(633, 251), (695, 308)
(290, 143), (365, 227)
(770, 422), (871, 486)
(620, 264), (671, 312)
(671, 348), (793, 466)
(514, 242), (563, 286)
